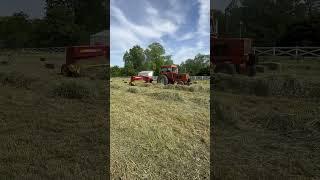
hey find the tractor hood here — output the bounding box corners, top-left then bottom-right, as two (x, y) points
(138, 71), (154, 77)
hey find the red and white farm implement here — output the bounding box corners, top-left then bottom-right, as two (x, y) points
(129, 71), (154, 86)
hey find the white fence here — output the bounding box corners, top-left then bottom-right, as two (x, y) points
(253, 47), (320, 58)
(21, 47), (66, 54)
(152, 76), (210, 81)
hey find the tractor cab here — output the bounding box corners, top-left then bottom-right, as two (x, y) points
(157, 65), (191, 85)
(160, 65), (178, 74)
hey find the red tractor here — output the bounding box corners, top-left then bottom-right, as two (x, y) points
(211, 10), (257, 76)
(157, 65), (191, 85)
(129, 65), (191, 86)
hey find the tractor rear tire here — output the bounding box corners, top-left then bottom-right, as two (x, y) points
(157, 75), (169, 85)
(214, 63), (236, 75)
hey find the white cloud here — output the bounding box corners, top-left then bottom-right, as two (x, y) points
(146, 5), (158, 16)
(197, 0), (210, 36)
(111, 0), (209, 67)
(176, 32), (195, 41)
(173, 45), (208, 64)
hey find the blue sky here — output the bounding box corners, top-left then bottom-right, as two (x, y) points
(110, 0), (210, 67)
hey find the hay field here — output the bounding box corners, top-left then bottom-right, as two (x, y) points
(212, 58), (320, 179)
(0, 53), (108, 179)
(110, 78), (210, 179)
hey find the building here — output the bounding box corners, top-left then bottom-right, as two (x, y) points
(90, 30), (109, 46)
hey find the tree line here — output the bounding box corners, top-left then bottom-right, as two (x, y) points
(0, 0), (108, 48)
(213, 0), (320, 46)
(111, 42), (210, 77)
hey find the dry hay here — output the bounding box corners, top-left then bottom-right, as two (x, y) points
(256, 65), (265, 73)
(44, 63), (55, 69)
(110, 84), (121, 89)
(147, 91), (184, 102)
(127, 87), (140, 93)
(0, 71), (37, 89)
(162, 84), (208, 92)
(51, 80), (95, 99)
(259, 62), (282, 71)
(213, 73), (319, 99)
(211, 98), (239, 129)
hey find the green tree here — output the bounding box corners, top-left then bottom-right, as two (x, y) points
(179, 54), (210, 76)
(123, 45), (145, 73)
(0, 11), (32, 48)
(144, 42), (166, 75)
(111, 66), (122, 77)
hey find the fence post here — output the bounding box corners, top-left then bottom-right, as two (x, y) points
(273, 47), (275, 56)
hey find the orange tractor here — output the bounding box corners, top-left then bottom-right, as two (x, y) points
(129, 65), (191, 86)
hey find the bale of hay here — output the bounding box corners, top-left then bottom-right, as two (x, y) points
(259, 62), (281, 71)
(45, 63), (55, 69)
(256, 65), (265, 73)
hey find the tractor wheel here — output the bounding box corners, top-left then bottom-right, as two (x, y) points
(61, 64), (71, 76)
(214, 63), (236, 75)
(248, 65), (256, 77)
(177, 81), (184, 85)
(187, 79), (192, 86)
(157, 75), (169, 85)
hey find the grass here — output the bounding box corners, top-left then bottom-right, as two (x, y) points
(0, 52), (209, 179)
(212, 58), (320, 179)
(0, 52), (109, 179)
(111, 78), (210, 179)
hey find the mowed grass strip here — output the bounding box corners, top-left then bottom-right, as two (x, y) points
(111, 78), (210, 180)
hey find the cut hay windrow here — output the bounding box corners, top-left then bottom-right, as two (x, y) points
(213, 73), (320, 99)
(0, 71), (37, 89)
